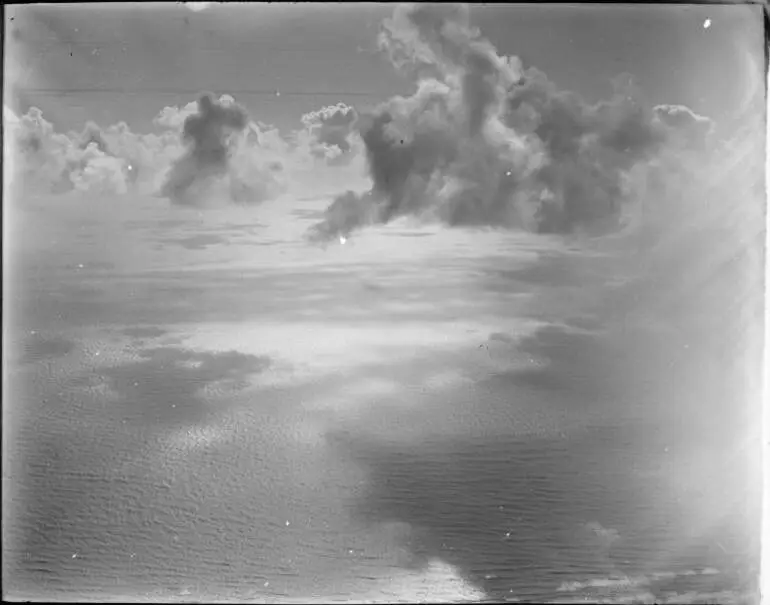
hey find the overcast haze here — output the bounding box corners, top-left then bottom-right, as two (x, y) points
(3, 3), (765, 604)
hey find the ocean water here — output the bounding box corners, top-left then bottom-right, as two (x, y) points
(3, 194), (761, 603)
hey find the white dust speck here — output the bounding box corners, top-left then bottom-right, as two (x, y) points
(703, 18), (711, 29)
(339, 235), (347, 245)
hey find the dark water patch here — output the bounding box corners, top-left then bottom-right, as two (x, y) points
(330, 423), (758, 602)
(122, 326), (168, 339)
(563, 316), (604, 331)
(362, 281), (386, 292)
(241, 239), (285, 247)
(173, 234), (229, 250)
(20, 334), (75, 364)
(59, 284), (105, 300)
(217, 221), (266, 232)
(388, 232), (434, 238)
(488, 332), (516, 345)
(481, 253), (610, 299)
(62, 261), (115, 271)
(485, 325), (616, 403)
(98, 347), (272, 427)
(291, 209), (327, 220)
(126, 219), (191, 230)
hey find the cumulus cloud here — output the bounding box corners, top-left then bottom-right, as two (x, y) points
(5, 94), (295, 204)
(6, 107), (131, 195)
(153, 100), (199, 131)
(308, 3), (717, 241)
(5, 105), (184, 196)
(300, 102), (360, 165)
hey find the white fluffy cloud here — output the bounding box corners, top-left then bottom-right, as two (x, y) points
(299, 102), (361, 165)
(5, 93), (367, 204)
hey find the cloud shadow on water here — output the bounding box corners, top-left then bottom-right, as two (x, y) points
(329, 427), (707, 602)
(330, 410), (757, 602)
(99, 346), (272, 427)
(482, 325), (632, 406)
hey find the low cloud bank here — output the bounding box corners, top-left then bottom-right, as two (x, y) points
(4, 94), (363, 206)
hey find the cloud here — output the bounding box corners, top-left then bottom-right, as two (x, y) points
(77, 121), (111, 154)
(6, 107), (130, 195)
(154, 96), (293, 205)
(300, 102), (360, 165)
(6, 92), (365, 204)
(155, 94), (304, 206)
(5, 105), (182, 196)
(186, 2), (212, 12)
(159, 93), (251, 205)
(653, 104), (715, 146)
(4, 104), (20, 126)
(308, 3), (715, 241)
(153, 100), (199, 131)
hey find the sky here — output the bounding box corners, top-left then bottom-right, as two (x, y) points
(5, 2), (762, 135)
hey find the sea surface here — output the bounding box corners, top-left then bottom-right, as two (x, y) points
(3, 193), (761, 603)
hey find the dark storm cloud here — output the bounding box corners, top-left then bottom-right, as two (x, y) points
(308, 3), (712, 241)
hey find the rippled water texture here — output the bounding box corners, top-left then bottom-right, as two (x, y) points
(3, 192), (762, 603)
